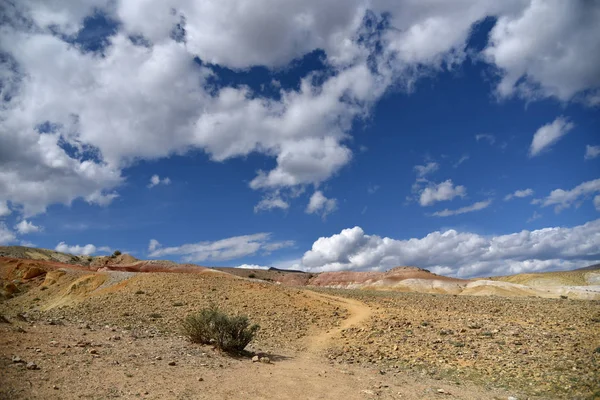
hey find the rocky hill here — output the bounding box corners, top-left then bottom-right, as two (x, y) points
(2, 246), (599, 300)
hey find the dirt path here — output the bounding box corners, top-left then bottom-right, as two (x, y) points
(301, 289), (373, 353)
(1, 287), (520, 400)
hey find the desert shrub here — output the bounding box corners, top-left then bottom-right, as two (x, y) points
(248, 273), (256, 279)
(112, 250), (122, 257)
(182, 305), (259, 353)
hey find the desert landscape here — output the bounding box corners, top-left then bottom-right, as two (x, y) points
(0, 246), (599, 400)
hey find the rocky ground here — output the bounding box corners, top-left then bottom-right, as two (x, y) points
(317, 289), (600, 400)
(1, 255), (599, 399)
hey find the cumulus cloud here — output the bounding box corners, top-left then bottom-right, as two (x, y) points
(431, 199), (492, 217)
(148, 233), (294, 263)
(538, 178), (600, 212)
(1, 1), (598, 216)
(0, 201), (11, 218)
(14, 220), (43, 234)
(148, 239), (160, 252)
(297, 219), (600, 277)
(529, 117), (575, 157)
(475, 134), (496, 145)
(0, 223), (16, 245)
(306, 191), (338, 218)
(504, 188), (534, 201)
(419, 180), (466, 206)
(484, 0), (600, 104)
(254, 194), (290, 213)
(595, 195), (600, 211)
(147, 175), (171, 188)
(585, 145), (600, 160)
(236, 264), (270, 270)
(55, 242), (111, 256)
(414, 162), (439, 178)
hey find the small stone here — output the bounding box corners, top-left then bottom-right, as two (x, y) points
(88, 349), (98, 354)
(198, 377), (204, 382)
(437, 388), (446, 394)
(155, 356), (162, 360)
(12, 356), (24, 363)
(507, 397), (518, 400)
(260, 357), (271, 364)
(252, 355), (260, 362)
(168, 361), (176, 366)
(26, 361), (39, 370)
(53, 385), (59, 390)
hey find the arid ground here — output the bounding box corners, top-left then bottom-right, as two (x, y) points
(1, 248), (599, 399)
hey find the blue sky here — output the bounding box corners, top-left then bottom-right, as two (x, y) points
(0, 1), (599, 277)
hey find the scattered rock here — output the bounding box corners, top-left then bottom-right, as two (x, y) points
(259, 357), (271, 364)
(26, 362), (39, 370)
(252, 355), (260, 363)
(168, 361), (176, 366)
(12, 356), (24, 364)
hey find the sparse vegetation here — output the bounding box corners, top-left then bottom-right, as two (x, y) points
(182, 305), (259, 353)
(248, 273), (256, 279)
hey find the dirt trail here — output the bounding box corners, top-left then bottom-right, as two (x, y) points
(301, 290), (373, 353)
(203, 290), (517, 400)
(0, 281), (522, 399)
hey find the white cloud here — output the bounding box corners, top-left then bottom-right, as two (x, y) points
(236, 264), (270, 270)
(0, 223), (16, 245)
(527, 211), (542, 223)
(148, 239), (160, 252)
(254, 194), (290, 213)
(538, 178), (600, 212)
(484, 0), (600, 104)
(529, 117), (574, 157)
(1, 1), (598, 216)
(453, 154), (469, 168)
(475, 134), (496, 145)
(419, 180), (466, 206)
(504, 188), (534, 201)
(14, 220), (43, 234)
(55, 241), (110, 256)
(0, 201), (11, 218)
(585, 145), (600, 160)
(595, 195), (600, 212)
(431, 199), (492, 217)
(148, 233), (294, 263)
(147, 174), (171, 188)
(306, 191), (338, 218)
(297, 219), (600, 277)
(414, 162), (439, 178)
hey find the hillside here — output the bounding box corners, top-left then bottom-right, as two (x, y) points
(1, 249), (599, 399)
(2, 246), (600, 300)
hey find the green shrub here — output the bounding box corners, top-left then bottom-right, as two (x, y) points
(112, 250), (122, 257)
(248, 273), (256, 279)
(182, 305), (259, 353)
